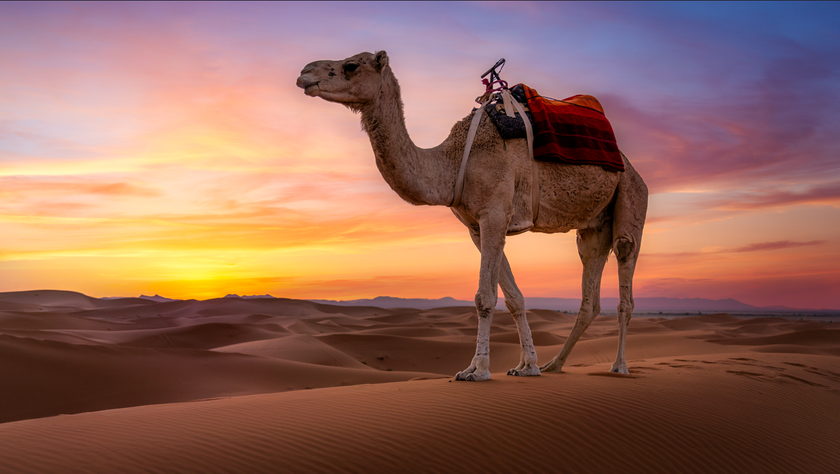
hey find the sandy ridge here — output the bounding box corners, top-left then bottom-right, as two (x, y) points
(1, 356), (839, 473)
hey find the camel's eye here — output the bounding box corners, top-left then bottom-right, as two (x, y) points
(344, 63), (359, 73)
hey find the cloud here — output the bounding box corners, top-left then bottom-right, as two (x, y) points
(586, 6), (840, 201)
(0, 177), (160, 201)
(731, 240), (827, 253)
(0, 202), (464, 260)
(710, 183), (840, 211)
(274, 273), (474, 300)
(644, 239), (829, 257)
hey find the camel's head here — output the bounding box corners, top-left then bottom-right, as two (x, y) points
(296, 51), (390, 110)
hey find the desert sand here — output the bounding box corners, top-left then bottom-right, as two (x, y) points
(1, 290), (839, 473)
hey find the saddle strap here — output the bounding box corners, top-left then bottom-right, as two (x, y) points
(450, 92), (540, 226)
(505, 89), (540, 223)
(501, 88), (517, 118)
(450, 99), (488, 208)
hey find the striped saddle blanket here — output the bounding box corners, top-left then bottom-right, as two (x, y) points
(485, 84), (624, 173)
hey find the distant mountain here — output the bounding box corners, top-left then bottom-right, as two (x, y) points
(309, 296), (839, 314)
(527, 297), (762, 313)
(309, 296), (474, 310)
(0, 289), (106, 309)
(99, 294), (181, 302)
(105, 294), (277, 302)
(3, 290), (835, 313)
(139, 294), (182, 303)
(0, 290), (161, 310)
(223, 294), (276, 299)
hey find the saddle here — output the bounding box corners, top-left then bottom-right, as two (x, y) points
(485, 84), (625, 172)
(483, 84), (533, 140)
(450, 60), (625, 236)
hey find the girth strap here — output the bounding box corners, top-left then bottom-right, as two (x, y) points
(505, 89), (540, 223)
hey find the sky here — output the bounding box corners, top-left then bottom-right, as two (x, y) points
(1, 2), (839, 309)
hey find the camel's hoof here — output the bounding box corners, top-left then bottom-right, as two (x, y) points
(610, 366), (629, 375)
(455, 371), (491, 381)
(508, 366), (541, 377)
(540, 362), (564, 374)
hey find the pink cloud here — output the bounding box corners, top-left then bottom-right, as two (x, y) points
(710, 183), (840, 211)
(731, 240), (827, 253)
(0, 178), (159, 198)
(643, 240), (829, 258)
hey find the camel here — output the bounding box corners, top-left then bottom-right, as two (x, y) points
(296, 51), (648, 381)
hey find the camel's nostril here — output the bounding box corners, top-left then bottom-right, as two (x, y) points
(296, 76), (317, 89)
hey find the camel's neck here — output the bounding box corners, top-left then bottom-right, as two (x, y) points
(358, 69), (455, 206)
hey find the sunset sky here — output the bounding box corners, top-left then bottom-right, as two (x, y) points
(1, 2), (839, 309)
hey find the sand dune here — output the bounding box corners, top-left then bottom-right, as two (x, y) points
(1, 290), (839, 473)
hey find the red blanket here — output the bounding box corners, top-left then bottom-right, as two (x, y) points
(520, 85), (624, 172)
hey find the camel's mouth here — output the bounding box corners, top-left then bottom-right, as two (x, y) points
(303, 84), (320, 97)
(296, 74), (322, 97)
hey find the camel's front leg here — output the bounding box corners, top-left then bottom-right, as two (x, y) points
(455, 216), (508, 381)
(500, 256), (540, 377)
(463, 228), (539, 377)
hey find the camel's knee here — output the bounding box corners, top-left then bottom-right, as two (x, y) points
(474, 292), (495, 318)
(613, 236), (636, 264)
(617, 301), (633, 322)
(580, 295), (599, 316)
(569, 316), (596, 340)
(505, 294), (525, 316)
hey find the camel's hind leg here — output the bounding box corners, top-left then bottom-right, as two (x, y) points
(609, 158), (648, 374)
(541, 219), (613, 373)
(610, 239), (638, 374)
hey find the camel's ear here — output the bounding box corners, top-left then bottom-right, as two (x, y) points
(373, 51), (388, 72)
